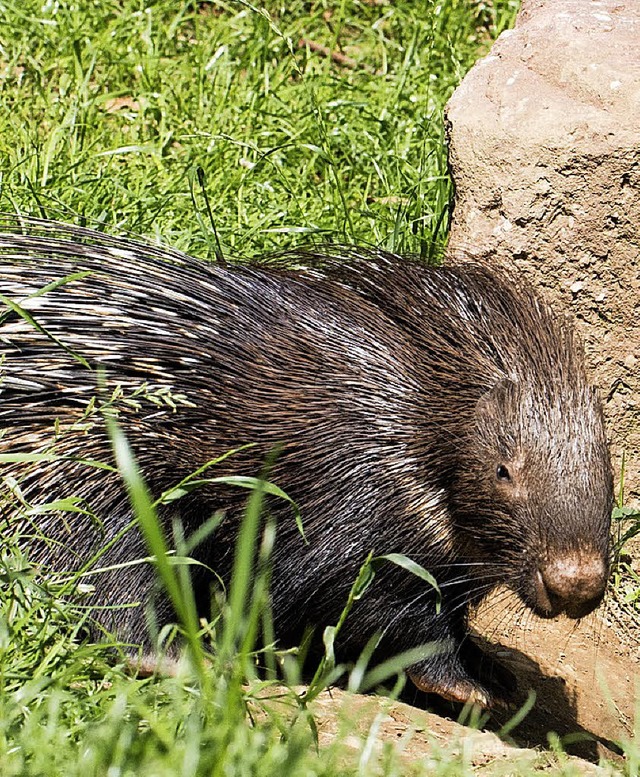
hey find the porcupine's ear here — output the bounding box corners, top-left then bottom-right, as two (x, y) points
(474, 379), (517, 432)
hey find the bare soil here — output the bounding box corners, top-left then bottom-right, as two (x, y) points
(309, 589), (638, 773)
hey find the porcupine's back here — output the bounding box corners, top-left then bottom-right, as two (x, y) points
(0, 219), (432, 633)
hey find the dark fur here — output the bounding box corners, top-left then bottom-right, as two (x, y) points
(0, 217), (613, 704)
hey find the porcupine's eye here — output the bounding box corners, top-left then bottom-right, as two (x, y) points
(496, 464), (511, 482)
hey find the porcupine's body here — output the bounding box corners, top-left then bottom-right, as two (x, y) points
(0, 217), (613, 705)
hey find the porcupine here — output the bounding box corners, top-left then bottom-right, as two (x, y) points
(0, 216), (613, 706)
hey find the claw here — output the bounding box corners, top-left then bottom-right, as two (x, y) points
(407, 669), (494, 708)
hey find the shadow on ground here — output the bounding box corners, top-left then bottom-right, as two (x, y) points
(399, 634), (624, 763)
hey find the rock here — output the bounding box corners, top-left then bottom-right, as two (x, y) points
(445, 0), (640, 502)
(308, 686), (617, 774)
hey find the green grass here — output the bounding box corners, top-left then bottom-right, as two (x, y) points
(7, 1), (637, 775)
(612, 457), (640, 615)
(1, 0), (517, 260)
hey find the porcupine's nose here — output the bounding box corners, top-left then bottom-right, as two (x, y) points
(534, 551), (608, 619)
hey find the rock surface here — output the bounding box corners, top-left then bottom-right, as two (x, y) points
(445, 0), (640, 502)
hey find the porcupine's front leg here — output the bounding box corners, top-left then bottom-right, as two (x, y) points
(347, 571), (517, 708)
(393, 590), (516, 708)
(407, 633), (516, 708)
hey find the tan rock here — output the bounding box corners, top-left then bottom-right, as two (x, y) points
(445, 0), (640, 502)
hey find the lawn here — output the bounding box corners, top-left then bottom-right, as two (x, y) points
(2, 0), (517, 259)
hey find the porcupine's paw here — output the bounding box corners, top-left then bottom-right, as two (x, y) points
(407, 645), (516, 709)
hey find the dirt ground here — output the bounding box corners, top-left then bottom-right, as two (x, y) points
(309, 587), (638, 773)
